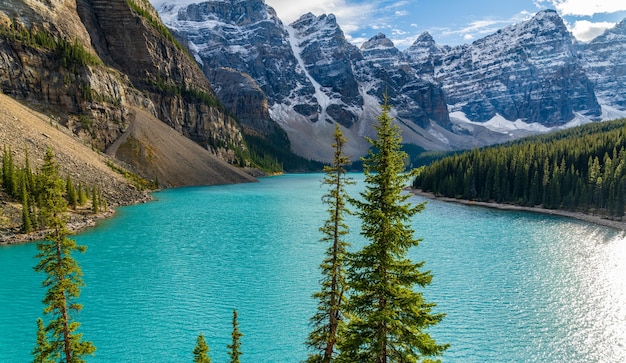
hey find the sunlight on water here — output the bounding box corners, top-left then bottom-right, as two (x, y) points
(1, 174), (625, 362)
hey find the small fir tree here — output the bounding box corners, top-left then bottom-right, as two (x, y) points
(338, 97), (448, 362)
(32, 318), (53, 363)
(227, 309), (242, 363)
(193, 333), (211, 363)
(307, 124), (353, 363)
(33, 148), (95, 363)
(91, 186), (99, 213)
(77, 182), (87, 206)
(66, 176), (78, 209)
(21, 178), (33, 233)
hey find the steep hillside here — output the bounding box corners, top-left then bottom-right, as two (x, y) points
(0, 92), (146, 206)
(107, 107), (256, 186)
(0, 0), (255, 187)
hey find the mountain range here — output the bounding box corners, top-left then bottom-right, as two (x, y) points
(156, 0), (626, 161)
(1, 0), (626, 189)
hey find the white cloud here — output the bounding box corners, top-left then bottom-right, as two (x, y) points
(547, 0), (626, 17)
(570, 20), (615, 42)
(395, 10), (408, 16)
(439, 11), (534, 41)
(265, 0), (373, 27)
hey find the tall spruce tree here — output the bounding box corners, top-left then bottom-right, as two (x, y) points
(227, 309), (242, 363)
(307, 125), (353, 363)
(338, 97), (447, 362)
(33, 148), (95, 363)
(193, 333), (212, 363)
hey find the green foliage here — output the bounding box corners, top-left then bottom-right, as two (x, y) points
(147, 77), (224, 111)
(66, 176), (78, 209)
(338, 97), (447, 362)
(227, 310), (243, 363)
(307, 125), (353, 363)
(242, 133), (324, 173)
(193, 334), (212, 363)
(105, 160), (156, 190)
(0, 23), (101, 71)
(32, 318), (53, 363)
(413, 118), (626, 217)
(33, 148), (95, 362)
(21, 179), (33, 233)
(1, 146), (109, 233)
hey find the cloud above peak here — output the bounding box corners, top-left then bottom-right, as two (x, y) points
(538, 0), (626, 17)
(265, 0), (373, 26)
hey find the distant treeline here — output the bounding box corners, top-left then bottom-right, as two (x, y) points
(413, 119), (626, 218)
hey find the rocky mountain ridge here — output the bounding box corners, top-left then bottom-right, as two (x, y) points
(155, 1), (626, 161)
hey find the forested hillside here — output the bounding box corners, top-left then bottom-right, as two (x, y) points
(413, 119), (626, 218)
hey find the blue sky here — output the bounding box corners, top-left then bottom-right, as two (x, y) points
(264, 0), (626, 49)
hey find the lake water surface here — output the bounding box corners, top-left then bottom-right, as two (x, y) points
(1, 173), (625, 362)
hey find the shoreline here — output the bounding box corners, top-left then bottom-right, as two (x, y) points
(0, 210), (117, 245)
(410, 188), (626, 231)
(0, 192), (153, 246)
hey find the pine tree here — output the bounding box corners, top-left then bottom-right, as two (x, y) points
(32, 318), (53, 363)
(77, 182), (87, 206)
(66, 176), (78, 209)
(227, 309), (242, 363)
(307, 125), (353, 363)
(338, 97), (448, 362)
(33, 148), (95, 363)
(193, 333), (211, 363)
(21, 178), (33, 233)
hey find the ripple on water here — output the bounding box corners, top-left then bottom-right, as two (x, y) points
(1, 175), (625, 362)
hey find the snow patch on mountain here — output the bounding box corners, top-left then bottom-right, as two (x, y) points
(285, 24), (331, 119)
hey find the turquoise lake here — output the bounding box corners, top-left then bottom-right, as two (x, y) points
(1, 173), (625, 362)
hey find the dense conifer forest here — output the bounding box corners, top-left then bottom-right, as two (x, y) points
(413, 119), (626, 218)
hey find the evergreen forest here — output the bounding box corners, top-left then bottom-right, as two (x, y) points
(413, 119), (626, 218)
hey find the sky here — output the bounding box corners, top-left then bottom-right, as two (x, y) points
(263, 0), (626, 49)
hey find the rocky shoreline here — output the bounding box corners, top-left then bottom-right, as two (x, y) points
(410, 188), (626, 231)
(0, 191), (153, 245)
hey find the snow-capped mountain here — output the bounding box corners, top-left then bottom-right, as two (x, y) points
(152, 1), (626, 161)
(156, 0), (462, 160)
(407, 10), (602, 127)
(577, 19), (626, 118)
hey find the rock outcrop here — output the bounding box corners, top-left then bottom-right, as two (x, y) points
(577, 19), (626, 113)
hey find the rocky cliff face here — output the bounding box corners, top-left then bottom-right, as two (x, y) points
(359, 33), (450, 129)
(0, 0), (251, 185)
(407, 10), (601, 126)
(577, 19), (626, 114)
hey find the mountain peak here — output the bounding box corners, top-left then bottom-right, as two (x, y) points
(361, 33), (395, 50)
(415, 31), (435, 43)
